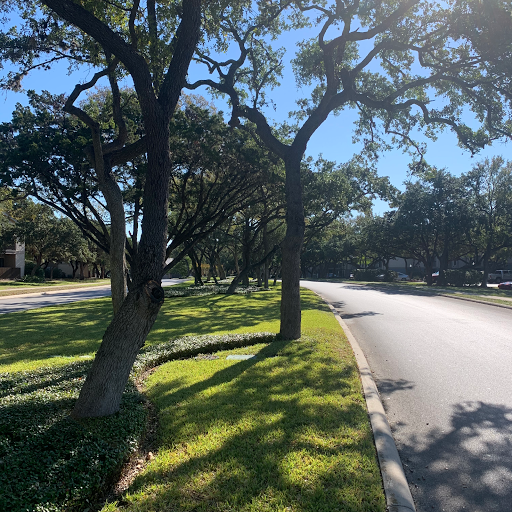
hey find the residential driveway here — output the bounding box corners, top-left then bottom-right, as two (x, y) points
(0, 279), (186, 314)
(301, 280), (512, 512)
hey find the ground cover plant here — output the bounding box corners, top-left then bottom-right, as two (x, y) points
(0, 285), (385, 512)
(0, 363), (147, 512)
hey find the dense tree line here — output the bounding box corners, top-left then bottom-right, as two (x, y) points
(304, 157), (512, 287)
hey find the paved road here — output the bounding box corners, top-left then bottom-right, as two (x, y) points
(0, 279), (186, 314)
(301, 280), (512, 512)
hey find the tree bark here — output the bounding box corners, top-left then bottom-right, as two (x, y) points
(215, 252), (226, 280)
(263, 222), (269, 288)
(233, 245), (240, 277)
(71, 260), (78, 278)
(101, 163), (128, 313)
(73, 118), (171, 418)
(70, 281), (163, 418)
(481, 251), (490, 288)
(437, 244), (449, 286)
(280, 154), (304, 340)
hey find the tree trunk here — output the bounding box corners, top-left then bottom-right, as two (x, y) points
(189, 249), (203, 286)
(215, 252), (226, 280)
(233, 245), (240, 277)
(424, 259), (434, 286)
(273, 265), (279, 286)
(100, 162), (128, 314)
(71, 282), (163, 418)
(437, 245), (449, 286)
(280, 155), (304, 340)
(72, 115), (171, 418)
(242, 220), (251, 286)
(481, 251), (490, 288)
(44, 0), (202, 419)
(31, 254), (43, 276)
(263, 223), (269, 288)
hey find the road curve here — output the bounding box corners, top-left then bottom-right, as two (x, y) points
(301, 280), (512, 512)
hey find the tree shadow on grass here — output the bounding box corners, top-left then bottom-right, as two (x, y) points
(149, 289), (326, 345)
(399, 401), (512, 512)
(123, 339), (386, 511)
(0, 299), (112, 368)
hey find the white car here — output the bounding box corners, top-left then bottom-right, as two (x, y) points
(395, 272), (410, 281)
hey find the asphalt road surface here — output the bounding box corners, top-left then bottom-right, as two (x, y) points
(0, 278), (186, 315)
(301, 280), (512, 512)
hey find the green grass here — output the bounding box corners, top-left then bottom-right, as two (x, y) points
(1, 285), (385, 512)
(0, 298), (113, 373)
(102, 289), (385, 512)
(444, 294), (512, 307)
(0, 286), (285, 373)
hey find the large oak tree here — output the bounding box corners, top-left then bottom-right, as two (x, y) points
(188, 0), (512, 339)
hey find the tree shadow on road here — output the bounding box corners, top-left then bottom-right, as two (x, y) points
(341, 283), (441, 297)
(376, 378), (415, 397)
(399, 401), (512, 512)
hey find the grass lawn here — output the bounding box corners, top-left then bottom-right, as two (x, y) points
(1, 285), (385, 512)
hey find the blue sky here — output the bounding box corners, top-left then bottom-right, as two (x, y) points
(1, 19), (511, 215)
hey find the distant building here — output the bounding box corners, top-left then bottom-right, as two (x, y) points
(0, 240), (25, 278)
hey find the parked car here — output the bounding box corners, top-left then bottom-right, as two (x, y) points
(430, 271), (439, 283)
(488, 270), (512, 283)
(498, 281), (512, 290)
(377, 271), (410, 282)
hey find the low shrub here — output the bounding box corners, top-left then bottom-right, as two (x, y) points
(164, 284), (261, 297)
(44, 268), (66, 279)
(23, 263), (45, 279)
(134, 332), (276, 375)
(442, 269), (483, 287)
(18, 274), (46, 283)
(354, 268), (380, 281)
(0, 362), (147, 512)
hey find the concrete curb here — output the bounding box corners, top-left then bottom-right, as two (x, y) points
(326, 302), (416, 512)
